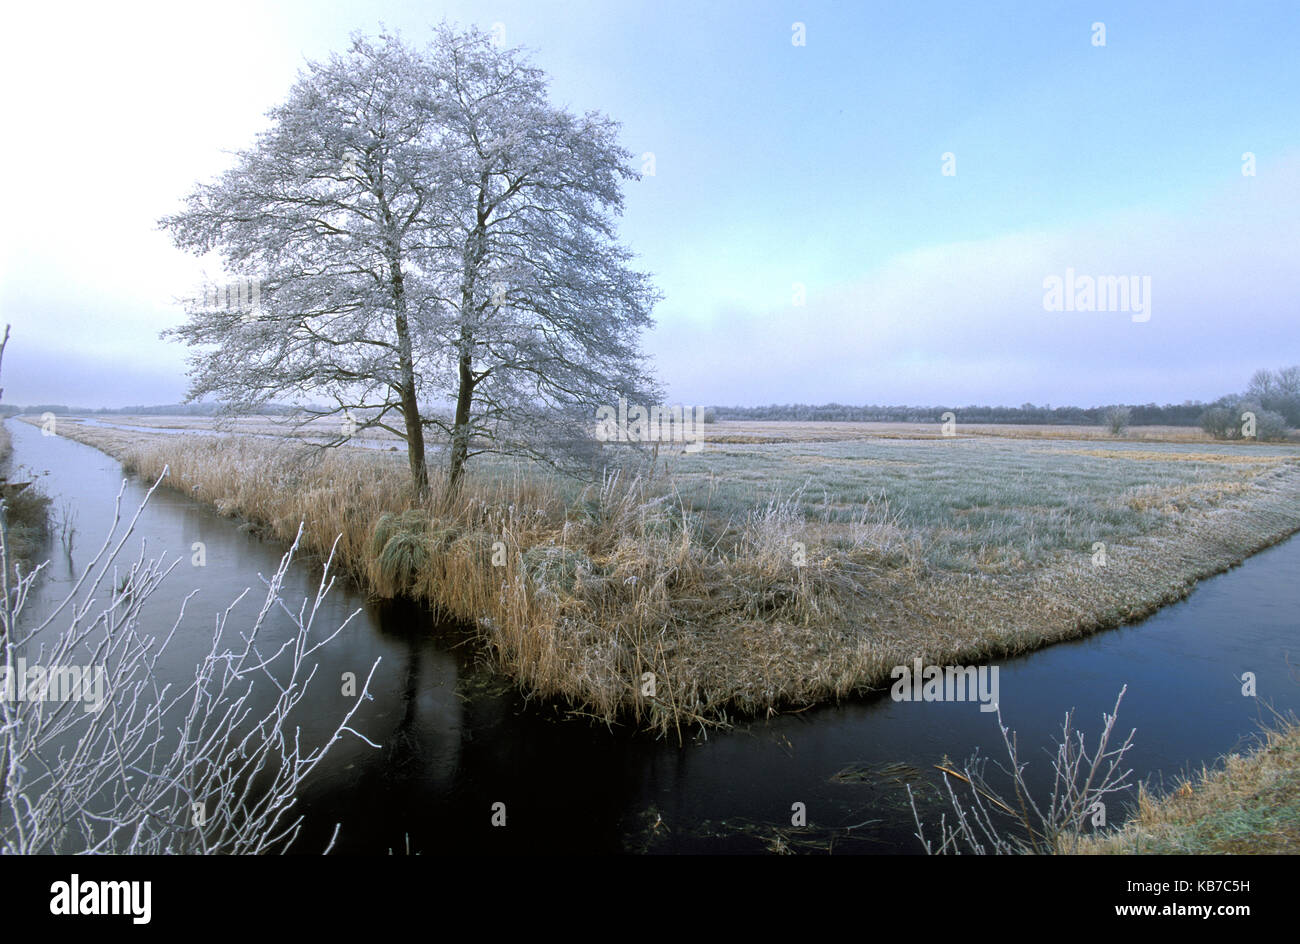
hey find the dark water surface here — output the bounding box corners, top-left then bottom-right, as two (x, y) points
(9, 418), (1299, 854)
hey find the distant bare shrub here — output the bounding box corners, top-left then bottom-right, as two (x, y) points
(1200, 404), (1239, 440)
(1246, 405), (1290, 442)
(1202, 399), (1291, 441)
(1103, 405), (1131, 436)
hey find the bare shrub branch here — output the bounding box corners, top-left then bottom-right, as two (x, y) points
(908, 686), (1135, 854)
(0, 473), (381, 854)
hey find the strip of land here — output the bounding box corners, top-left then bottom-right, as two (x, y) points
(0, 422), (51, 570)
(23, 415), (1300, 736)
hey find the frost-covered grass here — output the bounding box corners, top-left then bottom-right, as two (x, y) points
(663, 436), (1297, 573)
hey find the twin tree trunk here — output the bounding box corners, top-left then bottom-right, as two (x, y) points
(389, 255), (478, 504)
(390, 252), (475, 505)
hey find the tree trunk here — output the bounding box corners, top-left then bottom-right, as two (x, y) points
(399, 374), (428, 495)
(445, 337), (473, 504)
(389, 258), (428, 496)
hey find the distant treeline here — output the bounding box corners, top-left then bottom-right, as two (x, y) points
(708, 402), (1212, 426)
(7, 366), (1297, 436)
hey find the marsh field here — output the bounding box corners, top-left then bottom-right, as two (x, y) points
(26, 413), (1300, 737)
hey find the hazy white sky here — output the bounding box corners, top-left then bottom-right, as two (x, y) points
(1, 0), (1297, 408)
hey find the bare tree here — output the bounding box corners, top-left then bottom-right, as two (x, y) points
(1246, 365), (1300, 427)
(1277, 365), (1300, 399)
(420, 25), (662, 498)
(0, 324), (9, 406)
(161, 26), (662, 499)
(160, 34), (444, 493)
(1103, 404), (1131, 436)
(1246, 367), (1279, 402)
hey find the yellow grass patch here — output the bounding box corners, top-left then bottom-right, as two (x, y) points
(1060, 448), (1288, 464)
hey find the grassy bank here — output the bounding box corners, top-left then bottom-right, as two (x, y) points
(27, 415), (1300, 736)
(0, 420), (51, 574)
(1077, 718), (1300, 854)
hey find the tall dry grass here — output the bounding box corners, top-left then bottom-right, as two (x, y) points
(97, 432), (896, 734)
(0, 420), (52, 573)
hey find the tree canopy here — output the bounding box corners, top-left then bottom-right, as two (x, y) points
(161, 25), (661, 496)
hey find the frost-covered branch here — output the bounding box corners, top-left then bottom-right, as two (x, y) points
(0, 474), (380, 854)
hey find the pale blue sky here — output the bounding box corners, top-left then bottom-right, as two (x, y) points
(1, 0), (1297, 407)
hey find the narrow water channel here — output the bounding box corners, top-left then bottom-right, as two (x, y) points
(8, 418), (1299, 854)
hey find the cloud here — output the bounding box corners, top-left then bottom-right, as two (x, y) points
(650, 156), (1300, 407)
